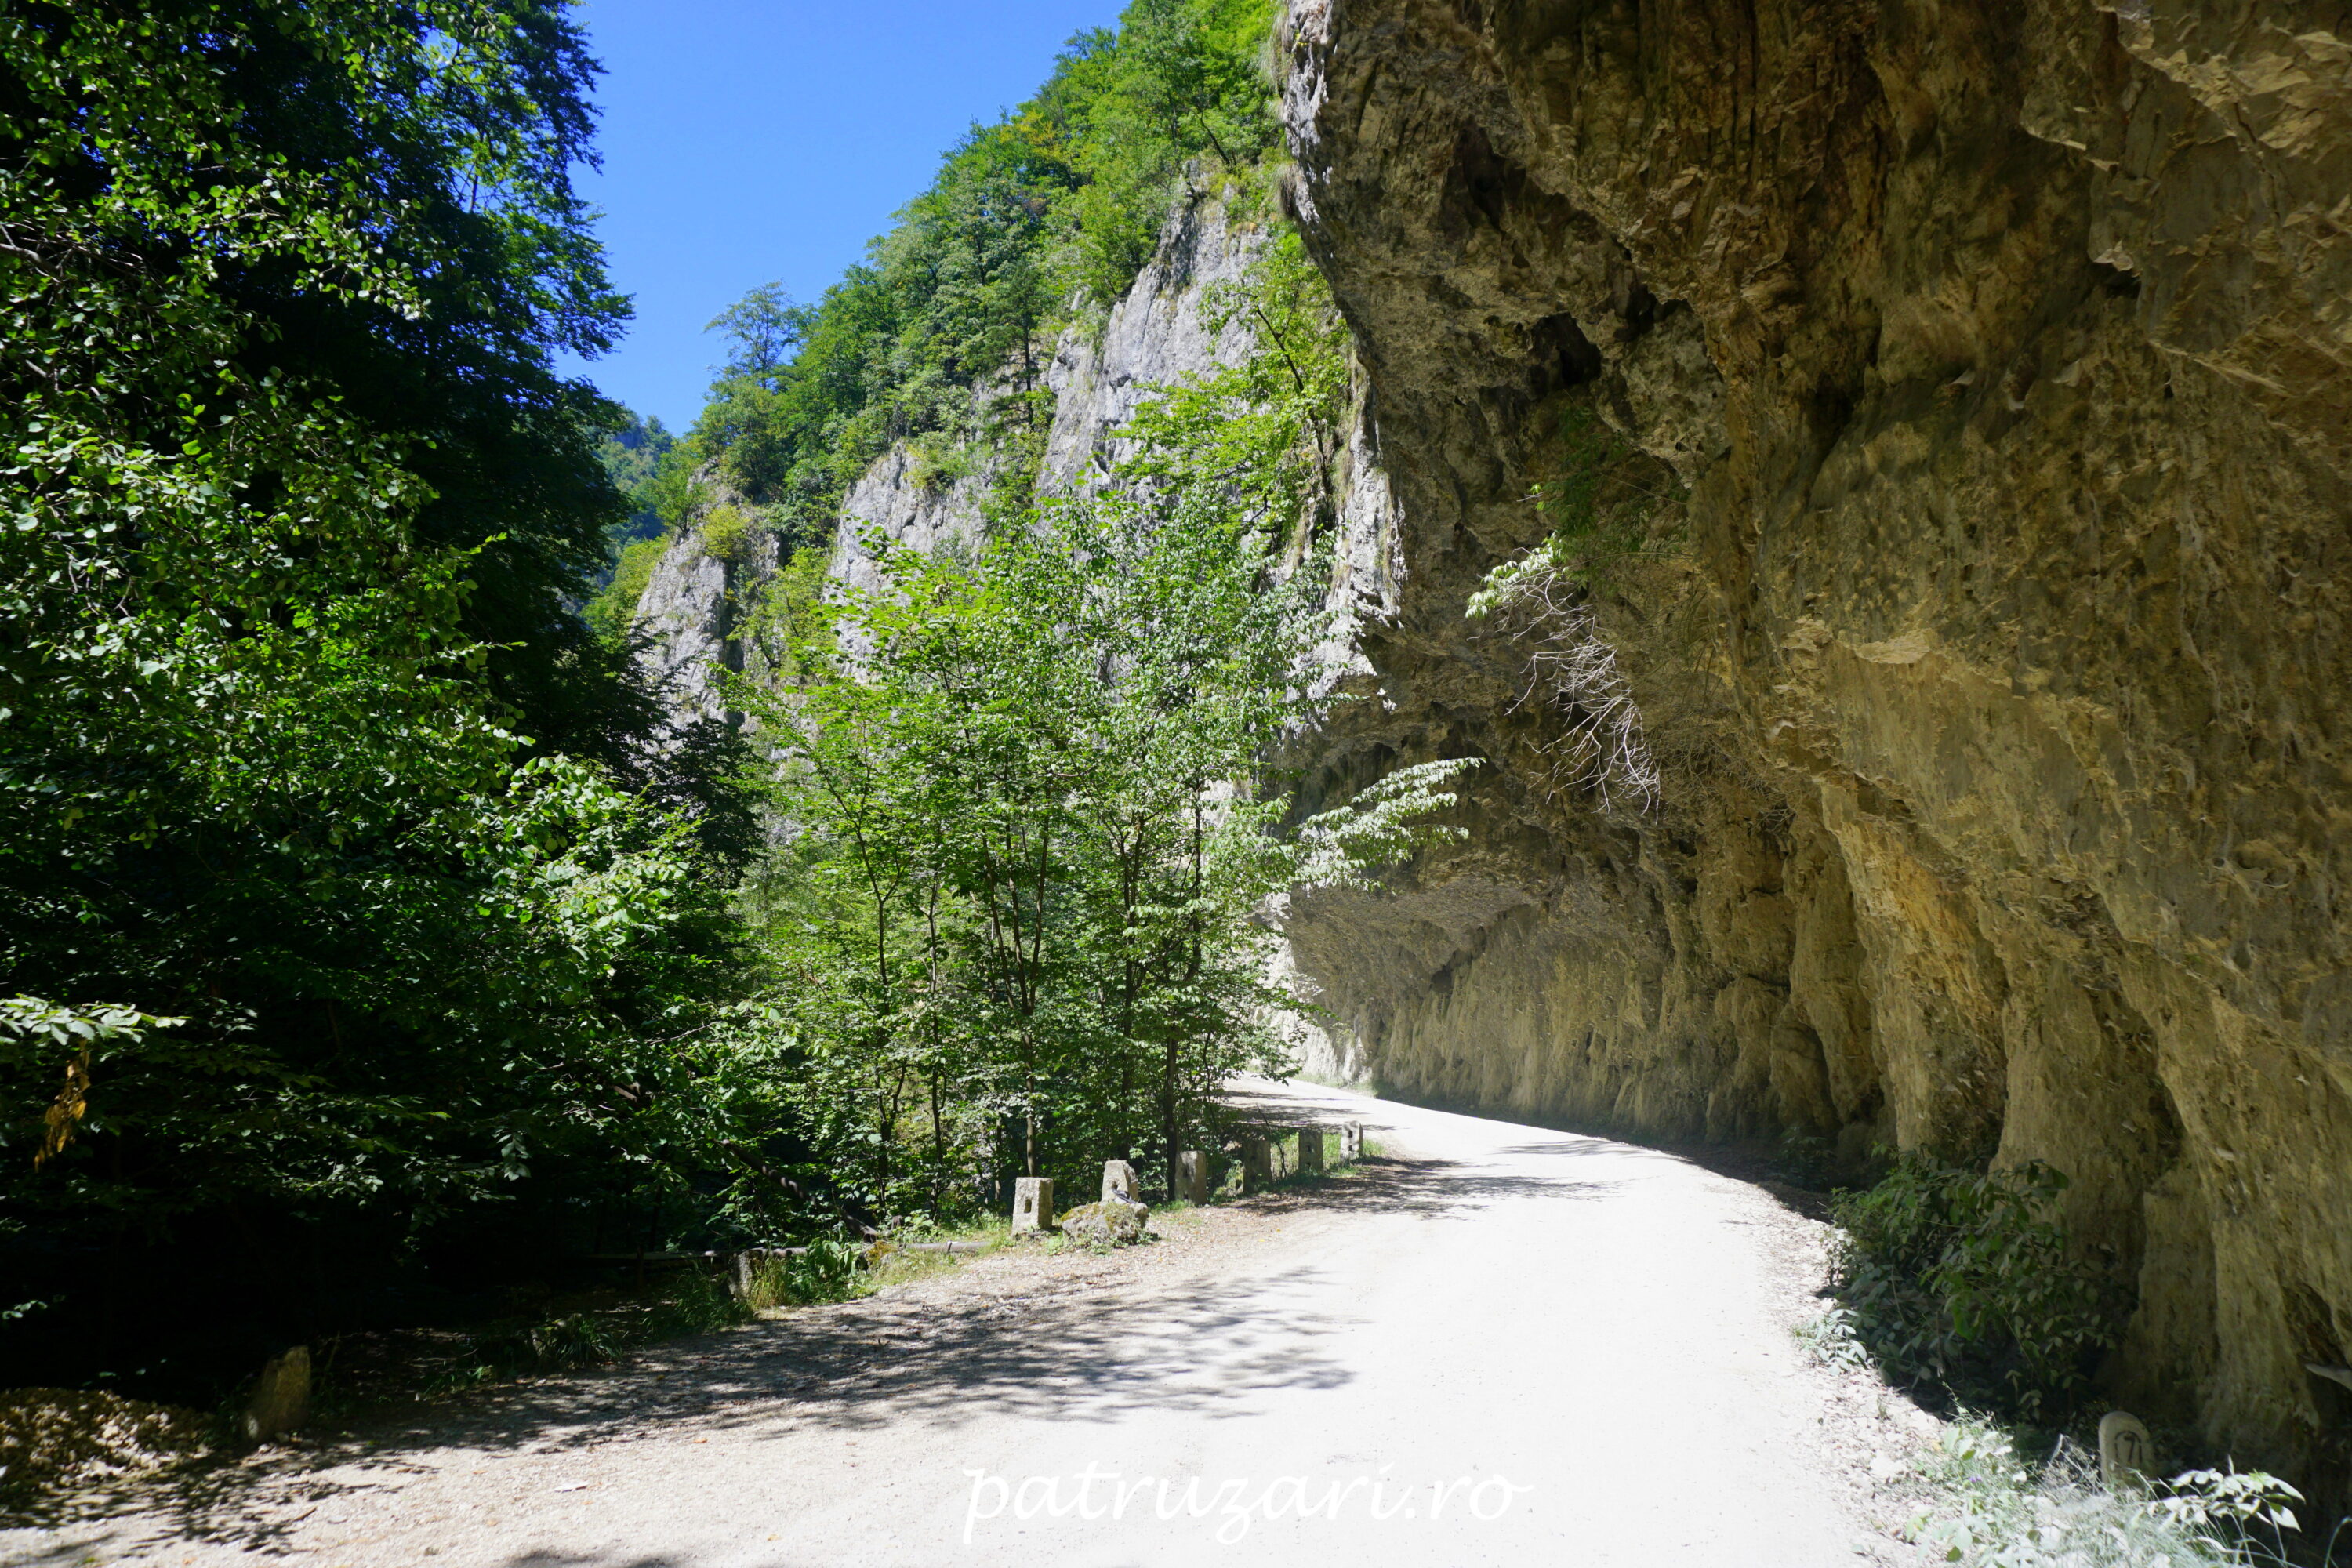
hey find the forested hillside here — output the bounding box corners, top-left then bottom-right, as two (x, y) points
(581, 0), (1460, 1250)
(0, 0), (1433, 1409)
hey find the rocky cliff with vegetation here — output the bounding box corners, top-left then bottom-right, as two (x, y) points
(1271, 0), (2352, 1496)
(622, 0), (2350, 1500)
(632, 193), (1272, 699)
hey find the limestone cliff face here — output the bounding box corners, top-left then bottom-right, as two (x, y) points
(632, 486), (776, 728)
(1275, 0), (2352, 1489)
(648, 198), (1272, 686)
(829, 194), (1272, 582)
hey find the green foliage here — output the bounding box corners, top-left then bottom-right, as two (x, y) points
(699, 502), (757, 562)
(6, 753), (740, 1224)
(1896, 1416), (2309, 1567)
(728, 482), (1461, 1223)
(0, 0), (760, 1399)
(594, 409), (676, 566)
(683, 0), (1280, 550)
(1041, 0), (1283, 308)
(743, 1240), (868, 1308)
(1120, 224), (1351, 536)
(584, 532), (672, 643)
(2, 998), (186, 1171)
(1828, 1156), (2125, 1421)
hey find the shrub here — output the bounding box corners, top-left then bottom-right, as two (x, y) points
(583, 532), (672, 642)
(1901, 1416), (2310, 1567)
(741, 1241), (867, 1310)
(1828, 1156), (2122, 1421)
(699, 503), (756, 562)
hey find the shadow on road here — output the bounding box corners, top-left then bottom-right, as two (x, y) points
(2, 1141), (1617, 1558)
(1244, 1154), (1617, 1223)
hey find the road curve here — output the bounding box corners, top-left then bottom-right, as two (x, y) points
(9, 1080), (1889, 1566)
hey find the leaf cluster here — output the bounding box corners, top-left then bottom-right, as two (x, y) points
(1828, 1156), (2128, 1422)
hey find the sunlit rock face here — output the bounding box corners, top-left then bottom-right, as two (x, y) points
(1276, 0), (2352, 1490)
(633, 201), (1266, 720)
(633, 512), (753, 728)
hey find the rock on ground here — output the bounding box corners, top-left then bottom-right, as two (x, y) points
(1058, 1197), (1150, 1247)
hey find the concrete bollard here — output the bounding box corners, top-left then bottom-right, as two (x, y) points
(1340, 1123), (1364, 1161)
(1239, 1135), (1272, 1192)
(242, 1345), (310, 1443)
(1175, 1150), (1209, 1204)
(2097, 1410), (2153, 1488)
(1101, 1159), (1138, 1204)
(1298, 1127), (1325, 1174)
(1013, 1176), (1055, 1233)
(728, 1250), (757, 1303)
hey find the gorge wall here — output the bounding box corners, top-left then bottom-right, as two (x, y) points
(633, 0), (2350, 1492)
(1274, 0), (2352, 1494)
(632, 194), (1273, 706)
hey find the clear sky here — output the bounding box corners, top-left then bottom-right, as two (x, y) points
(564, 1), (1119, 434)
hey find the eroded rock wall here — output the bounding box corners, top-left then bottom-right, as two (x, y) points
(649, 198), (1272, 683)
(1276, 0), (2352, 1486)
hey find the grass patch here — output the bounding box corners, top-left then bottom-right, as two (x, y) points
(1893, 1411), (2318, 1566)
(1799, 1312), (2334, 1565)
(735, 1241), (865, 1312)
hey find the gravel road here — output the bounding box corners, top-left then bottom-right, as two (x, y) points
(5, 1080), (1915, 1566)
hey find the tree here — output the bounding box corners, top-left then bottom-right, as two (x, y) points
(735, 488), (1466, 1216)
(0, 0), (746, 1394)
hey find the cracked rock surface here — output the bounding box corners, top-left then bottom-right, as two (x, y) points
(1273, 0), (2352, 1501)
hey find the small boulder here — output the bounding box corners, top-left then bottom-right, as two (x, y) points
(1059, 1197), (1149, 1247)
(242, 1346), (310, 1443)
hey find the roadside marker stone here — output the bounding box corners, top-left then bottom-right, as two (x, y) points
(242, 1345), (310, 1442)
(1239, 1135), (1272, 1192)
(1176, 1150), (1208, 1203)
(1298, 1128), (1325, 1174)
(1341, 1123), (1364, 1160)
(1101, 1160), (1138, 1204)
(2098, 1410), (2153, 1488)
(1013, 1176), (1054, 1233)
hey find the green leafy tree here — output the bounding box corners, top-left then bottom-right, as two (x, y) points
(0, 0), (749, 1394)
(681, 0), (1281, 554)
(734, 488), (1465, 1218)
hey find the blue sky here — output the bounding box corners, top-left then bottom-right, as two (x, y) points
(564, 1), (1119, 433)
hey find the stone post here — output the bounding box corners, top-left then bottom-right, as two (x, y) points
(242, 1345), (310, 1443)
(1238, 1135), (1272, 1192)
(1175, 1150), (1208, 1203)
(1101, 1159), (1138, 1204)
(1298, 1127), (1325, 1174)
(2098, 1410), (2153, 1488)
(1340, 1123), (1364, 1161)
(728, 1250), (757, 1303)
(1013, 1176), (1054, 1233)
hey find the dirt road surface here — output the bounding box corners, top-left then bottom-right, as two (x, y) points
(4, 1080), (1915, 1566)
